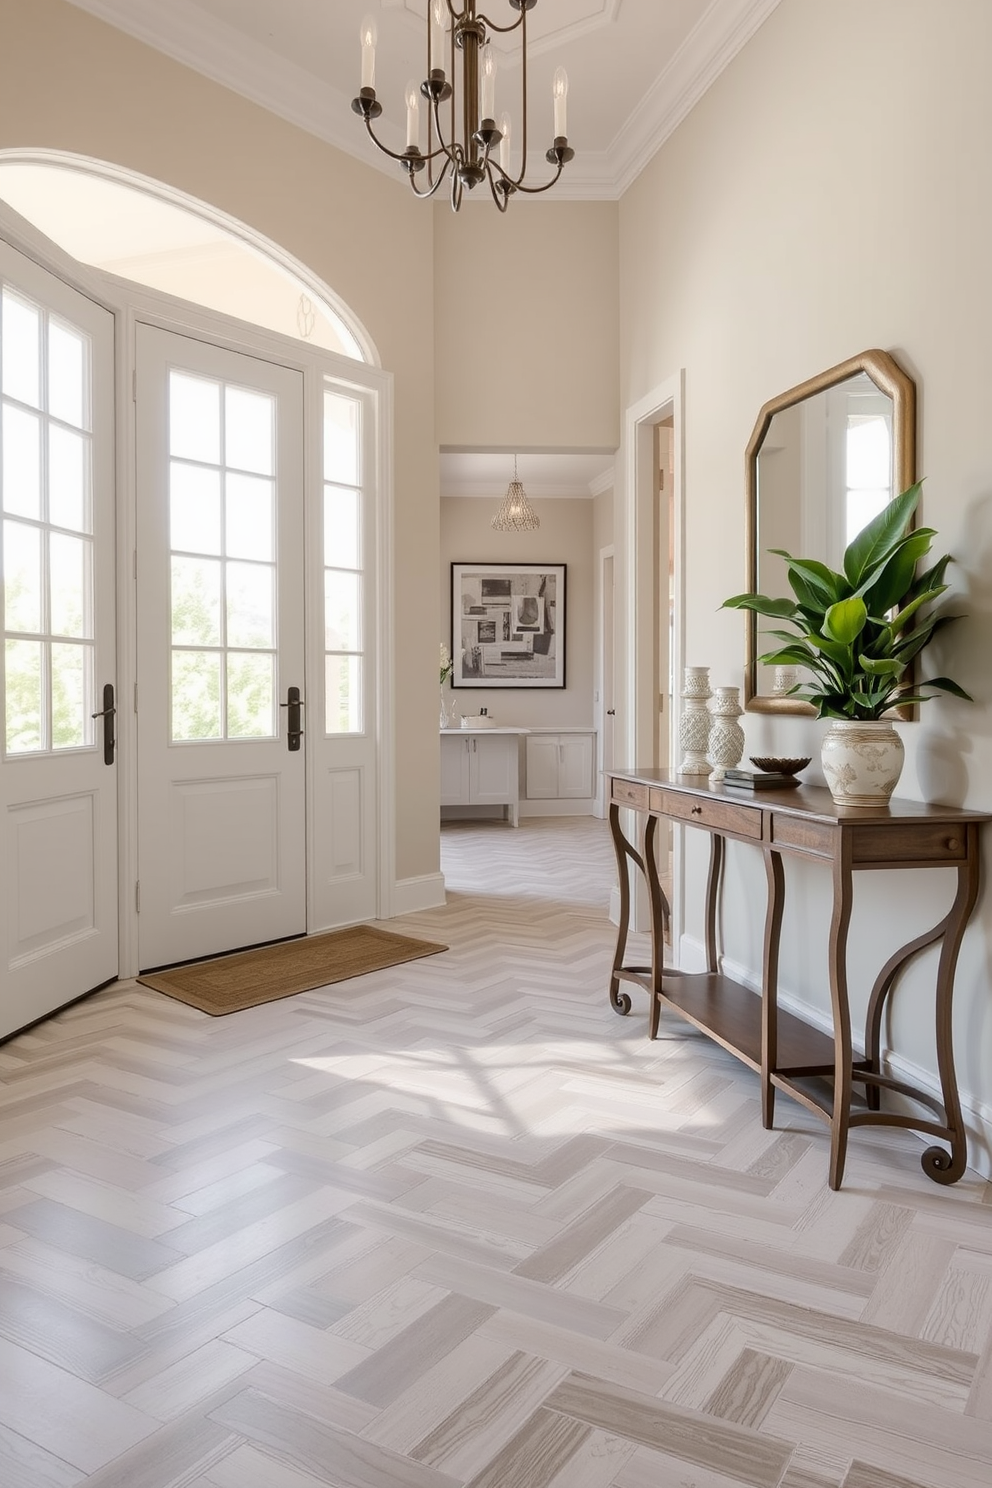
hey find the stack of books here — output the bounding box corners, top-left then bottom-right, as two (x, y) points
(722, 767), (801, 790)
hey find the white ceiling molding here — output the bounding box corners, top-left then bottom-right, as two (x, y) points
(65, 0), (782, 202)
(607, 0), (784, 198)
(442, 481), (598, 500)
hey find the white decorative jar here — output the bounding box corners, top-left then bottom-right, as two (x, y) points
(678, 666), (712, 775)
(707, 685), (745, 783)
(820, 719), (905, 806)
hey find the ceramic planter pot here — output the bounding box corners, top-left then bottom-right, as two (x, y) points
(821, 719), (905, 806)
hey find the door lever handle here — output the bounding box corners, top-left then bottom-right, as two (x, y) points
(91, 683), (116, 765)
(281, 686), (304, 751)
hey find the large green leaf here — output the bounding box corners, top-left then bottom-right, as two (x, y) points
(860, 529), (935, 615)
(769, 553), (846, 607)
(823, 595), (868, 644)
(843, 482), (921, 588)
(919, 676), (974, 700)
(885, 585), (948, 637)
(722, 593), (800, 619)
(857, 656), (905, 677)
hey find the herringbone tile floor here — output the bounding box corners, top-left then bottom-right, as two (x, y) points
(1, 816), (991, 1487)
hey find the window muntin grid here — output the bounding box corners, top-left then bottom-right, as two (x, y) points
(2, 286), (95, 756)
(323, 390), (364, 735)
(168, 370), (277, 742)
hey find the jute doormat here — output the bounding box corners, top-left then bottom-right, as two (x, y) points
(137, 925), (448, 1016)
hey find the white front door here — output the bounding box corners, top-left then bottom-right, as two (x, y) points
(0, 238), (118, 1037)
(135, 325), (306, 968)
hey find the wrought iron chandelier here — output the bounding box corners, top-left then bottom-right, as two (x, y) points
(491, 455), (540, 531)
(352, 2), (574, 212)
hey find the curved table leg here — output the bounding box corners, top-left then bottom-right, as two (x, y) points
(923, 828), (981, 1184)
(643, 814), (671, 1038)
(761, 849), (785, 1130)
(607, 801), (638, 1016)
(864, 922), (945, 1113)
(704, 833), (724, 974)
(827, 835), (855, 1191)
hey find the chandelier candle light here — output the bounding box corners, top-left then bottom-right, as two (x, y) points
(353, 2), (574, 213)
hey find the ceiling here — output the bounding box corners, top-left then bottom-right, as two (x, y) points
(66, 0), (781, 200)
(440, 450), (615, 499)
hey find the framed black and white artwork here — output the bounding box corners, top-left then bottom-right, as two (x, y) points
(451, 562), (566, 688)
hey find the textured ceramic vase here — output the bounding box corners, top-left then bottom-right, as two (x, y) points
(439, 689), (450, 730)
(821, 719), (905, 806)
(707, 685), (745, 783)
(679, 666), (712, 774)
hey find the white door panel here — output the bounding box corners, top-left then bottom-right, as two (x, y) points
(136, 325), (306, 968)
(0, 239), (117, 1038)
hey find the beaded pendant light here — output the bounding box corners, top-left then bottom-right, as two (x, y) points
(491, 455), (540, 532)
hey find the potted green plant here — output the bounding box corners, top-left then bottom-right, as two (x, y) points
(722, 483), (971, 804)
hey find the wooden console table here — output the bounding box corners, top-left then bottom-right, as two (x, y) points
(608, 769), (988, 1190)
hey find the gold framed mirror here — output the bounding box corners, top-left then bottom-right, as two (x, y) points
(743, 348), (917, 714)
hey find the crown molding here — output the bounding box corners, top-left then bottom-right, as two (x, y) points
(64, 0), (782, 202)
(441, 481), (599, 500)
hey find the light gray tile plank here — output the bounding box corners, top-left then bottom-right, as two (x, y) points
(0, 1335), (158, 1475)
(412, 1350), (567, 1475)
(513, 1185), (651, 1284)
(335, 1293), (497, 1406)
(461, 1407), (591, 1488)
(546, 1371), (795, 1488)
(8, 1200), (183, 1280)
(72, 1415), (239, 1488)
(413, 1253), (627, 1340)
(704, 1347), (793, 1428)
(210, 1387), (462, 1488)
(0, 1273), (148, 1383)
(0, 1421), (85, 1488)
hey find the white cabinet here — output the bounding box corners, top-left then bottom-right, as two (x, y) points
(525, 732), (595, 800)
(440, 731), (520, 826)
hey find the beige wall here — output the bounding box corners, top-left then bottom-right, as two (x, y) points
(440, 498), (596, 728)
(434, 201), (620, 451)
(618, 0), (992, 1150)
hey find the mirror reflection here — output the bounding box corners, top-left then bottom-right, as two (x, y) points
(744, 349), (916, 712)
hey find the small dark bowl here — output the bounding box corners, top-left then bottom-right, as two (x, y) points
(749, 755), (812, 776)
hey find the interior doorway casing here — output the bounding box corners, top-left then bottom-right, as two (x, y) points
(618, 372), (685, 947)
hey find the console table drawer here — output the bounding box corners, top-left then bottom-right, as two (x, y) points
(654, 790), (763, 839)
(771, 814), (835, 857)
(612, 778), (650, 810)
(852, 822), (970, 865)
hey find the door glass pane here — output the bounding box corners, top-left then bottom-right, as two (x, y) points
(4, 519), (42, 633)
(227, 561), (273, 649)
(323, 392), (359, 486)
(226, 474), (273, 560)
(172, 650), (222, 740)
(172, 556), (221, 646)
(170, 371), (221, 464)
(51, 641), (92, 748)
(48, 319), (87, 429)
(171, 464), (221, 554)
(49, 425), (89, 532)
(325, 653), (362, 734)
(3, 405), (41, 518)
(227, 652), (275, 738)
(50, 533), (91, 638)
(226, 386), (273, 475)
(2, 291), (41, 408)
(324, 487), (359, 570)
(324, 571), (360, 651)
(5, 638), (43, 752)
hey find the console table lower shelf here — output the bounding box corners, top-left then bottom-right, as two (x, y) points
(607, 769), (989, 1190)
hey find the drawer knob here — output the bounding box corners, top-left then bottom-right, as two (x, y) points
(691, 804), (703, 815)
(946, 837), (962, 853)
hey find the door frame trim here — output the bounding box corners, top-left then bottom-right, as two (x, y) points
(620, 371), (685, 950)
(0, 198), (395, 982)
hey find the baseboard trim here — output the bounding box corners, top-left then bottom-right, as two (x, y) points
(389, 872), (446, 917)
(679, 935), (992, 1179)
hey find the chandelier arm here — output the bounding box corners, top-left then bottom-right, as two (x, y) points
(485, 161), (511, 212)
(518, 3), (530, 182)
(498, 159), (566, 196)
(409, 160), (453, 200)
(360, 119), (449, 168)
(475, 11), (527, 35)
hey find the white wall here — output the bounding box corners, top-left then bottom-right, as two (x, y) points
(440, 497), (596, 727)
(618, 0), (992, 1164)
